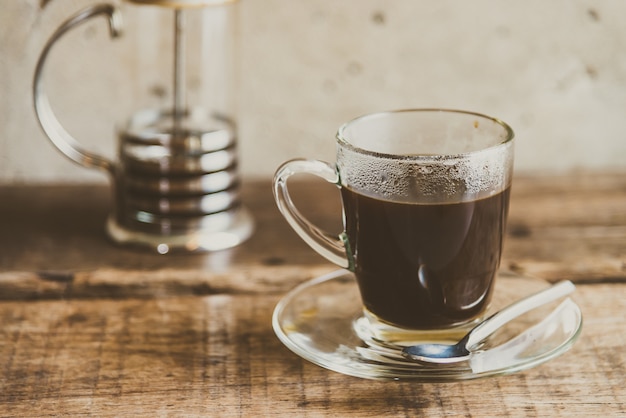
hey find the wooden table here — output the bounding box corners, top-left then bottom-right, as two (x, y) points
(1, 173), (625, 416)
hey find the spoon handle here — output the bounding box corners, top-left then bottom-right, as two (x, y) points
(465, 280), (575, 349)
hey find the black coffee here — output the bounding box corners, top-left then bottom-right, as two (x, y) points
(341, 186), (510, 329)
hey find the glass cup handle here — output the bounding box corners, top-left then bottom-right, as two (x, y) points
(273, 159), (352, 269)
(33, 4), (122, 174)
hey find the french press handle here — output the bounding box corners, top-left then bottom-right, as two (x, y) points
(33, 4), (122, 174)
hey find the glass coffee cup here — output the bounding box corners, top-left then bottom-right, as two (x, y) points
(273, 109), (514, 341)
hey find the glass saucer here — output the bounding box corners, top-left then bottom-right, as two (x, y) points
(272, 269), (583, 381)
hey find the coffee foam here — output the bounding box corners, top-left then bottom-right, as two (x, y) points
(337, 141), (514, 204)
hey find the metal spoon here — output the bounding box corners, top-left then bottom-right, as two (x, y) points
(402, 280), (576, 365)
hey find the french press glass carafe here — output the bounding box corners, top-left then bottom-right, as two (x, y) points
(33, 0), (253, 253)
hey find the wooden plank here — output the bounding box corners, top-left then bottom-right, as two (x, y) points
(0, 172), (624, 415)
(0, 180), (335, 272)
(1, 172), (624, 291)
(504, 172), (626, 282)
(0, 284), (624, 416)
(0, 265), (336, 300)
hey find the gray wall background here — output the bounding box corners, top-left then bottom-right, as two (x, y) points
(1, 0), (625, 184)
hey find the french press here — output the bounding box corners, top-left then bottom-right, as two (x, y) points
(33, 0), (253, 253)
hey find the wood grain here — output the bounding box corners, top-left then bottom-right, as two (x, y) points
(0, 172), (625, 416)
(0, 284), (624, 416)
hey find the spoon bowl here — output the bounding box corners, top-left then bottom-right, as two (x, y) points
(402, 280), (576, 365)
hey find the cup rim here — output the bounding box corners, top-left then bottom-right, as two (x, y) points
(336, 108), (515, 160)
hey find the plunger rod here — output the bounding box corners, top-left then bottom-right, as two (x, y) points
(173, 8), (185, 132)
